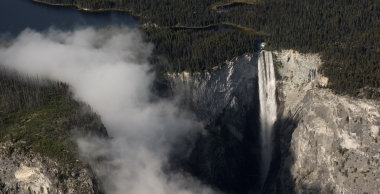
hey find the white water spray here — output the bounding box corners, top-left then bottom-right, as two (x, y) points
(258, 50), (277, 184)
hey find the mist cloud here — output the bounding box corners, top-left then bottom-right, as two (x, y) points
(0, 27), (220, 194)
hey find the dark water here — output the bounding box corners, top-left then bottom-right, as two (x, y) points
(0, 0), (139, 37)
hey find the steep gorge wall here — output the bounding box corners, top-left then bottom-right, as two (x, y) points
(166, 54), (262, 193)
(166, 54), (258, 126)
(166, 49), (380, 194)
(266, 50), (380, 194)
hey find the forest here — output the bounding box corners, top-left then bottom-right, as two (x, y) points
(34, 0), (380, 98)
(0, 67), (108, 166)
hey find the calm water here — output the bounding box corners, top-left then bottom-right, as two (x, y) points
(0, 0), (139, 37)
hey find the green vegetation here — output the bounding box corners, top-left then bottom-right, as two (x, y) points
(0, 68), (108, 166)
(143, 28), (256, 72)
(338, 147), (349, 156)
(34, 0), (380, 98)
(342, 169), (348, 177)
(341, 160), (346, 169)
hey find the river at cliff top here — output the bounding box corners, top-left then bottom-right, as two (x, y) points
(0, 0), (139, 37)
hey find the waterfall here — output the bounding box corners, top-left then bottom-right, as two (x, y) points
(258, 51), (277, 185)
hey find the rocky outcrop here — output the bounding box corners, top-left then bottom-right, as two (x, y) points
(266, 50), (380, 194)
(0, 142), (102, 194)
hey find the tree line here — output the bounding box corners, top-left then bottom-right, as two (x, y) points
(35, 0), (380, 98)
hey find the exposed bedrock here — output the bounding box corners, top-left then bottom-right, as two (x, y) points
(165, 54), (262, 193)
(165, 49), (380, 194)
(265, 50), (380, 194)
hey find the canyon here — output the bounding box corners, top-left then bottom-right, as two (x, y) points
(1, 45), (379, 193)
(166, 49), (380, 193)
(1, 1), (378, 193)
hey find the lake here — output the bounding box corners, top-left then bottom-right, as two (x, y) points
(0, 0), (139, 37)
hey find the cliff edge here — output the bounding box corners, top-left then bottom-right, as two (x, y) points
(266, 50), (380, 194)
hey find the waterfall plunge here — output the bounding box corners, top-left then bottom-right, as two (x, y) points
(258, 51), (277, 185)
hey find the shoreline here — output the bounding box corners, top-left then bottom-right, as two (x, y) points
(32, 0), (266, 36)
(32, 0), (137, 16)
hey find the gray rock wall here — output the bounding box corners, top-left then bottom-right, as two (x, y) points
(166, 54), (262, 193)
(166, 53), (258, 126)
(267, 50), (380, 194)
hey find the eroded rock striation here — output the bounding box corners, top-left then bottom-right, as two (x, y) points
(167, 54), (258, 126)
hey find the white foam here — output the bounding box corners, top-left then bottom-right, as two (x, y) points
(258, 51), (277, 184)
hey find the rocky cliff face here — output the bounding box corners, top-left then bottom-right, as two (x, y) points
(166, 54), (262, 193)
(166, 49), (380, 194)
(266, 50), (380, 194)
(167, 54), (258, 127)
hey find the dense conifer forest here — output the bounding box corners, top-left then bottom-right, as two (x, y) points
(0, 68), (108, 166)
(34, 0), (380, 98)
